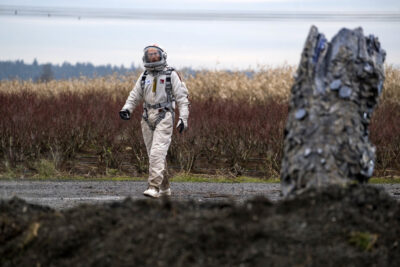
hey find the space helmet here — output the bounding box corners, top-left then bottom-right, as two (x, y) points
(142, 44), (167, 71)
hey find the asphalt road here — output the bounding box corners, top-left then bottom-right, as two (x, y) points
(1, 180), (399, 209)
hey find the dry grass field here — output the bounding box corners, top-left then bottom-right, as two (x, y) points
(0, 65), (399, 178)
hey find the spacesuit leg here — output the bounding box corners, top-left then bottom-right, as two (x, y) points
(147, 112), (173, 189)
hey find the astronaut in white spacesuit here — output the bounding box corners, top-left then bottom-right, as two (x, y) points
(119, 44), (190, 198)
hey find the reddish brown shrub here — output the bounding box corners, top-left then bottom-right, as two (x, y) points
(1, 89), (399, 178)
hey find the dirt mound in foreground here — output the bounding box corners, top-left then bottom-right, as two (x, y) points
(1, 184), (399, 267)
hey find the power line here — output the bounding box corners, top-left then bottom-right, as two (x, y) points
(1, 5), (400, 22)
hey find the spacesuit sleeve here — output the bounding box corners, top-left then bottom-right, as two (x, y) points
(121, 73), (144, 114)
(171, 71), (190, 123)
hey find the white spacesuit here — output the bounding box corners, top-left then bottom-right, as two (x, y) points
(119, 44), (190, 198)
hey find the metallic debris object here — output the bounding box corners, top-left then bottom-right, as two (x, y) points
(280, 26), (386, 196)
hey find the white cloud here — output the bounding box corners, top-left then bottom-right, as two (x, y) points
(1, 5), (399, 69)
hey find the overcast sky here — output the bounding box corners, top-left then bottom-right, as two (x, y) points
(1, 0), (399, 69)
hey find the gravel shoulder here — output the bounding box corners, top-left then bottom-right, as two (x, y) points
(1, 180), (399, 209)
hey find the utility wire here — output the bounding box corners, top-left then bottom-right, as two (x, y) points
(1, 5), (400, 22)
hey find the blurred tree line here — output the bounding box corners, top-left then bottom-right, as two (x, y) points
(0, 59), (138, 81)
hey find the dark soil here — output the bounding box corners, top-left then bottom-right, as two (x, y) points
(1, 184), (399, 267)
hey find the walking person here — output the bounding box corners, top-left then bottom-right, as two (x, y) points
(119, 44), (190, 198)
